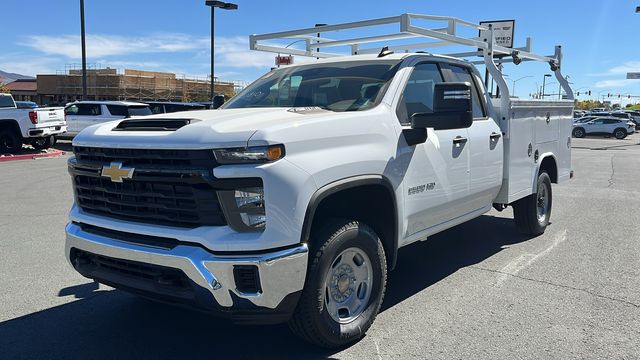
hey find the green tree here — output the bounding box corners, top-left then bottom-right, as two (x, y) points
(0, 82), (10, 93)
(575, 99), (605, 110)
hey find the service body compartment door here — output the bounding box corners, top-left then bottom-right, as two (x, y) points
(535, 109), (559, 144)
(494, 99), (573, 204)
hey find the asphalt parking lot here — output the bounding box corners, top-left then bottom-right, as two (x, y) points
(1, 134), (639, 359)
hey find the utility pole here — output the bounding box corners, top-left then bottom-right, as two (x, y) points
(80, 0), (87, 100)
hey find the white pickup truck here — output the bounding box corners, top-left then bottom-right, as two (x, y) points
(0, 93), (66, 153)
(64, 15), (573, 348)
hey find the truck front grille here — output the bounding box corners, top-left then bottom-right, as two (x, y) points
(70, 147), (226, 228)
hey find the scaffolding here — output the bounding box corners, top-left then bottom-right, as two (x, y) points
(48, 65), (236, 102)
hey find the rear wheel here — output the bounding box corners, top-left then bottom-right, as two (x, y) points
(0, 129), (22, 154)
(613, 128), (627, 139)
(289, 219), (387, 348)
(31, 135), (56, 150)
(513, 171), (552, 236)
(572, 127), (585, 138)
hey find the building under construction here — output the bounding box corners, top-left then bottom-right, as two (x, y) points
(36, 65), (240, 104)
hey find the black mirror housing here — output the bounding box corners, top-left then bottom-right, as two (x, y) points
(411, 82), (473, 130)
(212, 95), (225, 109)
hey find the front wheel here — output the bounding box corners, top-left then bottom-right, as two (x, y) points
(288, 220), (387, 348)
(513, 171), (552, 236)
(31, 135), (56, 150)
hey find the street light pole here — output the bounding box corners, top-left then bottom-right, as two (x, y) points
(511, 75), (533, 98)
(204, 1), (238, 103)
(210, 6), (214, 101)
(80, 0), (87, 100)
(542, 74), (551, 99)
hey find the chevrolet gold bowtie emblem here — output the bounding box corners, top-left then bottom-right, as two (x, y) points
(101, 161), (134, 183)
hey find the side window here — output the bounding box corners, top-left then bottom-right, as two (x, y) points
(447, 65), (486, 118)
(106, 105), (128, 116)
(65, 104), (78, 115)
(149, 104), (163, 114)
(76, 104), (101, 116)
(164, 104), (181, 113)
(396, 63), (443, 125)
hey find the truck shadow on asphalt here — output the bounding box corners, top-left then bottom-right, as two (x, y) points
(0, 214), (536, 359)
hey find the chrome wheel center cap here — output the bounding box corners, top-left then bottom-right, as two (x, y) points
(337, 274), (351, 294)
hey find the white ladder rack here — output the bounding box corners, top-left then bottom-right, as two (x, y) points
(249, 13), (573, 104)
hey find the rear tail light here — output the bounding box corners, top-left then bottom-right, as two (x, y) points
(28, 111), (38, 124)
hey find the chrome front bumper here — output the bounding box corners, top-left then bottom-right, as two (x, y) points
(65, 223), (308, 310)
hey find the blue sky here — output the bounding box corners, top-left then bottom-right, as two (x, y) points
(1, 0), (639, 105)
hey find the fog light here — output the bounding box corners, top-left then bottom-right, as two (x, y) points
(235, 187), (264, 209)
(219, 185), (266, 232)
(235, 187), (266, 229)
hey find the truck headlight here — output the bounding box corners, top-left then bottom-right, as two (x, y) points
(218, 184), (266, 232)
(213, 145), (285, 164)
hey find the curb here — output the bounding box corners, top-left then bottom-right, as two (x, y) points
(0, 150), (66, 163)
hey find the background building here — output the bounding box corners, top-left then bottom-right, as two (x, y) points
(4, 79), (38, 102)
(35, 66), (238, 105)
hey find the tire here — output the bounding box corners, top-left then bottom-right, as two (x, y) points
(572, 127), (585, 138)
(513, 171), (552, 236)
(613, 128), (627, 140)
(31, 135), (56, 150)
(0, 129), (23, 154)
(288, 219), (387, 348)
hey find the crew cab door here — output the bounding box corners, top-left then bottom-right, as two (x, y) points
(395, 62), (472, 237)
(440, 64), (503, 210)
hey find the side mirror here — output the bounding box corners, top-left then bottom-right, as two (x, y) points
(212, 95), (225, 109)
(411, 82), (473, 130)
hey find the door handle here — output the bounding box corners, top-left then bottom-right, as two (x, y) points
(453, 136), (468, 146)
(490, 132), (502, 141)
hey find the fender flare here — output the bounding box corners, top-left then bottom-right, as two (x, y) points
(532, 152), (558, 192)
(300, 174), (400, 269)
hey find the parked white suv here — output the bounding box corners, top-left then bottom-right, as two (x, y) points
(61, 101), (152, 138)
(572, 117), (635, 139)
(64, 14), (574, 348)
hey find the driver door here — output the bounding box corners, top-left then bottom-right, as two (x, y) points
(395, 62), (471, 237)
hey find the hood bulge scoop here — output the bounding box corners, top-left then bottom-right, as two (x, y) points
(113, 118), (201, 131)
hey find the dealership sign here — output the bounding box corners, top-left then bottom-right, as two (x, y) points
(627, 72), (640, 79)
(275, 55), (294, 66)
(479, 20), (515, 48)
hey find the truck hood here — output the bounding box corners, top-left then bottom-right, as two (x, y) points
(72, 107), (335, 149)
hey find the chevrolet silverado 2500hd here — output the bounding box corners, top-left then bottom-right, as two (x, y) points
(65, 14), (573, 348)
(0, 93), (66, 153)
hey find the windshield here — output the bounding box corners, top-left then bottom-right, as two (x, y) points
(223, 60), (401, 112)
